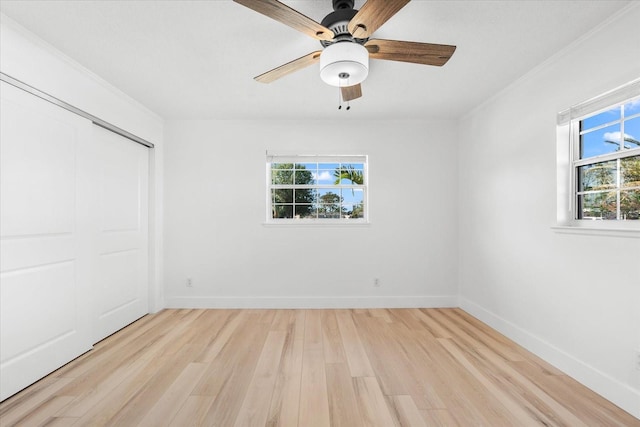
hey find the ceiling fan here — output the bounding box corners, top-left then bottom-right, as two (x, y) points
(234, 0), (456, 103)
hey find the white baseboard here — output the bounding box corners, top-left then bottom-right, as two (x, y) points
(459, 297), (640, 420)
(164, 295), (458, 309)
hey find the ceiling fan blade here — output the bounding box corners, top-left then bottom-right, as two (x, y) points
(348, 0), (410, 38)
(234, 0), (334, 41)
(254, 51), (322, 83)
(341, 84), (362, 102)
(365, 39), (456, 66)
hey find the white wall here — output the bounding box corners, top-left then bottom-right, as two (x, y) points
(164, 119), (459, 308)
(0, 14), (165, 312)
(458, 4), (640, 418)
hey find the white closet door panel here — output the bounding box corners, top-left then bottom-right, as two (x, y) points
(93, 126), (148, 343)
(0, 235), (75, 272)
(1, 262), (77, 361)
(0, 88), (76, 237)
(0, 82), (93, 401)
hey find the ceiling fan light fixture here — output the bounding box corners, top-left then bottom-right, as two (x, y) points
(319, 42), (369, 87)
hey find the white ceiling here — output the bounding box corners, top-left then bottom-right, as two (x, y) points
(0, 0), (631, 120)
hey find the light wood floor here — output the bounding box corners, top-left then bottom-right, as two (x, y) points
(1, 308), (638, 426)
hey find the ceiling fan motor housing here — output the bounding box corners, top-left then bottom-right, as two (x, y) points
(320, 6), (368, 47)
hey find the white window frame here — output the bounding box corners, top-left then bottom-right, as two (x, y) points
(556, 78), (640, 235)
(265, 153), (369, 225)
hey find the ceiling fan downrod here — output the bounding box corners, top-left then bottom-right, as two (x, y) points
(332, 0), (354, 10)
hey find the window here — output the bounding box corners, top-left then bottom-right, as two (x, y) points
(573, 99), (640, 220)
(266, 154), (367, 223)
(557, 79), (640, 230)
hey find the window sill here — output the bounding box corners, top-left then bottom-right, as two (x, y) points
(551, 224), (640, 238)
(263, 221), (371, 228)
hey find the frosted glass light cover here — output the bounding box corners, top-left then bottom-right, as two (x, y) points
(320, 42), (369, 87)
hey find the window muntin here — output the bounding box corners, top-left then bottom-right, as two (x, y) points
(574, 98), (640, 220)
(268, 156), (367, 222)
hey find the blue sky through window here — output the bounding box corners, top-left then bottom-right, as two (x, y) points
(580, 99), (640, 159)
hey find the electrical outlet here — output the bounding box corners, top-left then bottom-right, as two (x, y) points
(373, 278), (380, 287)
(186, 278), (193, 287)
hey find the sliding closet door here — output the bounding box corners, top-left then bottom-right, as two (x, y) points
(92, 126), (149, 343)
(0, 82), (94, 400)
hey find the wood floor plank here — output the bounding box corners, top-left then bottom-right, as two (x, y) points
(410, 336), (514, 425)
(59, 309), (205, 420)
(54, 310), (176, 383)
(475, 345), (590, 426)
(57, 310), (202, 399)
(196, 310), (246, 363)
(266, 311), (305, 427)
(325, 363), (364, 427)
(412, 309), (452, 338)
(335, 311), (375, 377)
(352, 315), (424, 396)
(367, 308), (393, 323)
(390, 395), (427, 427)
(321, 310), (346, 364)
(270, 309), (295, 331)
(432, 308), (523, 362)
(1, 308), (637, 427)
(454, 308), (563, 373)
(234, 331), (287, 427)
(168, 395), (215, 427)
(198, 319), (271, 426)
(437, 337), (543, 426)
(0, 377), (73, 426)
(107, 312), (223, 425)
(353, 377), (397, 427)
(3, 395), (74, 427)
(386, 309), (436, 339)
(420, 408), (461, 426)
(41, 415), (80, 426)
(298, 310), (330, 427)
(137, 362), (208, 426)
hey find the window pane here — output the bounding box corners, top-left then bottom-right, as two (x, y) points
(294, 188), (316, 203)
(335, 164), (364, 185)
(318, 209), (340, 219)
(344, 203), (364, 218)
(294, 169), (315, 184)
(581, 106), (620, 130)
(621, 189), (640, 220)
(272, 166), (293, 184)
(621, 155), (640, 188)
(316, 169), (336, 185)
(295, 163), (316, 170)
(623, 117), (640, 149)
(580, 124), (621, 158)
(271, 163), (292, 169)
(578, 192), (617, 220)
(318, 163), (339, 170)
(341, 163), (363, 170)
(341, 188), (363, 218)
(294, 204), (316, 219)
(342, 188), (364, 204)
(624, 99), (640, 117)
(578, 160), (617, 192)
(317, 189), (342, 218)
(273, 205), (293, 218)
(272, 189), (293, 203)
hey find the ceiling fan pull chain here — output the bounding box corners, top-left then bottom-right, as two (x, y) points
(338, 85), (342, 110)
(346, 77), (351, 110)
